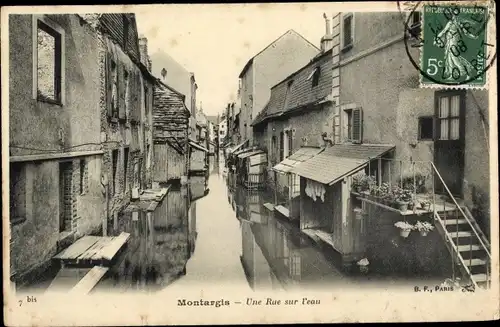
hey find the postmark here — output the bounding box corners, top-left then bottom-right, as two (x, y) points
(398, 1), (496, 89)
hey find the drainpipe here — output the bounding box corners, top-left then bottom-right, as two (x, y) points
(101, 172), (109, 236)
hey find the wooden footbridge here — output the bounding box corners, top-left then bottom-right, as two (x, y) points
(48, 232), (130, 294)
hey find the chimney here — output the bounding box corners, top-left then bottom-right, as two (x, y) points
(320, 13), (333, 52)
(161, 68), (167, 82)
(138, 35), (149, 68)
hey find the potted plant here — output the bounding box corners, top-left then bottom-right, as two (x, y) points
(420, 199), (431, 211)
(415, 221), (434, 236)
(394, 221), (415, 238)
(395, 187), (412, 212)
(376, 182), (390, 204)
(356, 258), (370, 274)
(352, 174), (376, 195)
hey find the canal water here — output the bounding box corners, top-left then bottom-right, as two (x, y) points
(21, 152), (447, 294)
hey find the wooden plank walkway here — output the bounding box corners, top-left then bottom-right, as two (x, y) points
(53, 232), (130, 265)
(302, 228), (335, 247)
(275, 205), (290, 219)
(69, 266), (109, 295)
(263, 202), (275, 211)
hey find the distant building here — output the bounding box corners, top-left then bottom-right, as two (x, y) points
(152, 79), (191, 184)
(238, 29), (320, 146)
(150, 50), (198, 140)
(218, 117), (227, 147)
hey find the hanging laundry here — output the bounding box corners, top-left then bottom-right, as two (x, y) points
(305, 179), (326, 202)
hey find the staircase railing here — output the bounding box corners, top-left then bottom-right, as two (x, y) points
(430, 162), (491, 288)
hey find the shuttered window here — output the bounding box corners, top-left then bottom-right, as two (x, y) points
(279, 131), (284, 161)
(105, 52), (118, 119)
(271, 135), (277, 165)
(342, 13), (354, 50)
(287, 131), (293, 158)
(345, 108), (363, 143)
(352, 108), (362, 143)
(117, 64), (126, 120)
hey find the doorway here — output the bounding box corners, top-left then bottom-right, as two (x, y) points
(59, 161), (73, 232)
(434, 91), (465, 197)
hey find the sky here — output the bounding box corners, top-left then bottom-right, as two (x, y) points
(135, 3), (337, 116)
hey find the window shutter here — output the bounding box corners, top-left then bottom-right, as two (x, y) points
(118, 63), (126, 120)
(105, 51), (113, 117)
(352, 108), (363, 143)
(129, 70), (136, 122)
(134, 71), (141, 122)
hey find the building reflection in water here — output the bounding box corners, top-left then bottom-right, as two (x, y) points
(95, 177), (208, 293)
(230, 181), (346, 291)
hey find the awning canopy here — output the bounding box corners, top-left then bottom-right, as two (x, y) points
(233, 145), (258, 157)
(290, 144), (395, 185)
(238, 150), (264, 159)
(189, 140), (209, 152)
(229, 140), (249, 154)
(273, 146), (323, 174)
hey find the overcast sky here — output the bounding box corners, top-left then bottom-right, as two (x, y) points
(135, 3), (337, 116)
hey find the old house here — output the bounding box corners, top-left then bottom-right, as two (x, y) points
(266, 12), (490, 287)
(8, 14), (105, 286)
(85, 13), (156, 232)
(188, 138), (209, 175)
(251, 15), (339, 219)
(150, 50), (198, 140)
(238, 29), (320, 146)
(152, 79), (191, 184)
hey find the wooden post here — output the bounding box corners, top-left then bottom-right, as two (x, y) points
(103, 182), (109, 237)
(412, 161), (416, 197)
(399, 160), (403, 187)
(388, 159), (391, 186)
(377, 158), (382, 186)
(274, 170), (278, 205)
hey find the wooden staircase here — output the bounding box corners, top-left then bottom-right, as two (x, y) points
(431, 163), (491, 290)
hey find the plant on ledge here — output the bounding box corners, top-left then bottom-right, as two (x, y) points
(394, 187), (413, 212)
(415, 221), (434, 236)
(420, 199), (431, 211)
(394, 221), (415, 238)
(352, 174), (376, 194)
(370, 182), (390, 200)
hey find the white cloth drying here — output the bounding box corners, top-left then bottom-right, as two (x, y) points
(305, 179), (326, 202)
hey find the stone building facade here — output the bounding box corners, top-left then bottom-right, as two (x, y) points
(238, 30), (321, 145)
(334, 12), (490, 236)
(87, 13), (155, 224)
(8, 14), (105, 286)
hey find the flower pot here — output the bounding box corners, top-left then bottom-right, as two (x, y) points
(359, 265), (369, 274)
(399, 229), (411, 238)
(421, 203), (430, 211)
(408, 202), (414, 210)
(419, 230), (428, 237)
(396, 201), (409, 212)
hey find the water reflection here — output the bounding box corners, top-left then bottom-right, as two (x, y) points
(95, 179), (208, 293)
(229, 182), (349, 291)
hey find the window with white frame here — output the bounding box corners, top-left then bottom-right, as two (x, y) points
(34, 16), (64, 104)
(341, 13), (354, 51)
(343, 107), (363, 143)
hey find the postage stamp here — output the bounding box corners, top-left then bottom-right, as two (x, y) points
(420, 3), (490, 88)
